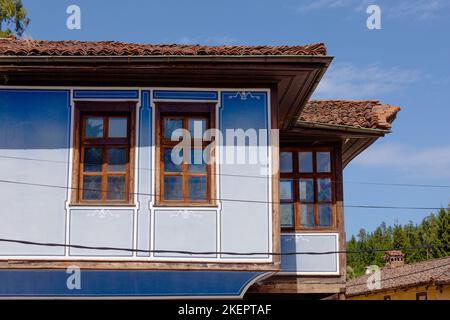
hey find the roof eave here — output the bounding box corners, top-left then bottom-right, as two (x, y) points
(296, 121), (391, 136)
(0, 54), (334, 64)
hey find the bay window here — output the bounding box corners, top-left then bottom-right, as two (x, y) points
(280, 148), (335, 230)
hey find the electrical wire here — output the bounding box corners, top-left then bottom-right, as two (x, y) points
(0, 237), (449, 256)
(1, 153), (449, 188)
(0, 178), (445, 210)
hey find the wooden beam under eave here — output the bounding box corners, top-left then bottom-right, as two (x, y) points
(342, 137), (379, 167)
(248, 278), (345, 294)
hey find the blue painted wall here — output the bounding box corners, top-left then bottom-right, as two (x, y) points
(0, 269), (263, 297)
(0, 90), (70, 255)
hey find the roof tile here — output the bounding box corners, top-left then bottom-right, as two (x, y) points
(0, 39), (327, 56)
(346, 256), (450, 296)
(299, 100), (400, 130)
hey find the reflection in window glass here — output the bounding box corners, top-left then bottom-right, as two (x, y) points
(319, 204), (332, 226)
(299, 152), (313, 173)
(164, 148), (182, 172)
(164, 118), (183, 140)
(299, 179), (314, 202)
(280, 204), (294, 227)
(164, 176), (183, 200)
(188, 176), (207, 200)
(84, 147), (102, 172)
(317, 178), (332, 202)
(317, 152), (331, 173)
(82, 176), (102, 200)
(280, 180), (293, 201)
(300, 204), (315, 227)
(107, 176), (126, 200)
(280, 152), (293, 173)
(108, 118), (128, 138)
(107, 148), (126, 172)
(188, 148), (206, 173)
(85, 117), (103, 138)
(188, 118), (206, 139)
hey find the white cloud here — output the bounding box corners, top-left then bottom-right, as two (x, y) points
(353, 142), (450, 178)
(177, 36), (237, 45)
(313, 63), (420, 99)
(387, 0), (450, 20)
(295, 0), (449, 20)
(296, 0), (354, 12)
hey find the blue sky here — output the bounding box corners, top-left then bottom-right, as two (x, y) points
(21, 0), (450, 238)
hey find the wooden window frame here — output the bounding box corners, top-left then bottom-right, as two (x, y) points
(280, 147), (336, 232)
(155, 102), (216, 207)
(416, 292), (427, 300)
(71, 101), (136, 205)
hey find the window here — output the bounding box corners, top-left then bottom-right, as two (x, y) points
(280, 148), (335, 230)
(416, 292), (427, 300)
(72, 102), (135, 204)
(156, 103), (215, 206)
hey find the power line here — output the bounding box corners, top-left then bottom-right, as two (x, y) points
(0, 178), (445, 211)
(1, 153), (449, 188)
(0, 238), (449, 256)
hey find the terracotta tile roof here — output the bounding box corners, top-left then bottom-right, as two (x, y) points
(298, 100), (400, 130)
(0, 38), (327, 56)
(346, 256), (450, 296)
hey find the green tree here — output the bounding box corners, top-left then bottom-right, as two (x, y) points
(0, 0), (29, 38)
(346, 205), (450, 277)
(433, 206), (450, 257)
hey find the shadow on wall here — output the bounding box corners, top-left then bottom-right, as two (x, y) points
(0, 90), (71, 149)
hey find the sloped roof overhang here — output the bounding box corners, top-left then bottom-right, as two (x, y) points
(0, 54), (333, 129)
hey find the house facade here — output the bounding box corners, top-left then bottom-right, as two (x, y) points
(347, 252), (450, 300)
(0, 39), (399, 298)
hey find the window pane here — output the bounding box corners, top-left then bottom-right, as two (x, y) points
(280, 180), (293, 201)
(164, 118), (183, 140)
(319, 204), (332, 227)
(107, 148), (126, 172)
(107, 176), (126, 200)
(299, 152), (313, 173)
(108, 117), (127, 138)
(83, 147), (102, 172)
(164, 176), (183, 200)
(188, 118), (206, 139)
(188, 176), (207, 200)
(280, 204), (294, 227)
(317, 152), (331, 173)
(280, 152), (293, 173)
(82, 176), (102, 200)
(164, 148), (182, 172)
(317, 178), (332, 202)
(188, 148), (206, 173)
(85, 117), (103, 138)
(300, 204), (315, 227)
(299, 178), (314, 202)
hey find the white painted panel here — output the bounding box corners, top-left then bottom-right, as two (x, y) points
(153, 210), (217, 258)
(280, 233), (339, 274)
(69, 208), (134, 257)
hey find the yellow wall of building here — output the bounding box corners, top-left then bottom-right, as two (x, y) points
(348, 284), (450, 300)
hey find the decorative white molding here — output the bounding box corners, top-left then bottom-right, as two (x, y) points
(169, 210), (203, 219)
(228, 91), (260, 100)
(87, 209), (120, 219)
